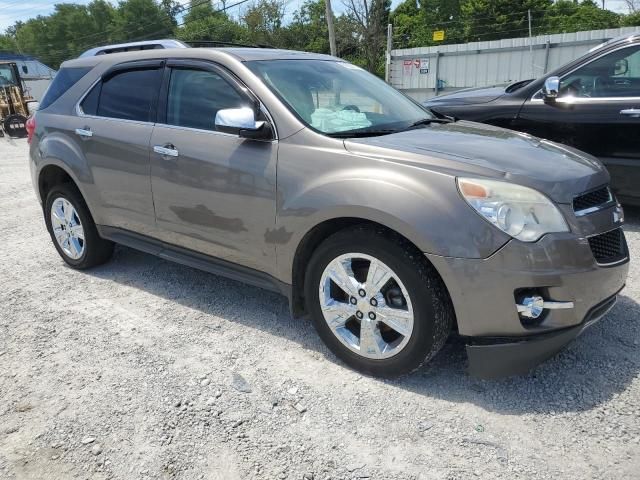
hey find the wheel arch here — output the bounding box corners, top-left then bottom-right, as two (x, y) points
(289, 216), (455, 331)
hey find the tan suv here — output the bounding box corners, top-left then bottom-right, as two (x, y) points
(28, 46), (629, 378)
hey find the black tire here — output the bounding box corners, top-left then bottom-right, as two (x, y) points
(305, 225), (454, 377)
(44, 183), (114, 269)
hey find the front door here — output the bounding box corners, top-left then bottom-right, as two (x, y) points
(150, 60), (278, 274)
(515, 44), (640, 202)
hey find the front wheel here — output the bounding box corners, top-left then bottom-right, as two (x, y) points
(305, 225), (454, 377)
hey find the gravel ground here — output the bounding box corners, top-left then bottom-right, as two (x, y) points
(1, 137), (639, 480)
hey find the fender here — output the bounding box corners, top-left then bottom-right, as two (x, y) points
(274, 159), (510, 284)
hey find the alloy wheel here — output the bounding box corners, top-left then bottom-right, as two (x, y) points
(50, 197), (85, 260)
(318, 253), (415, 359)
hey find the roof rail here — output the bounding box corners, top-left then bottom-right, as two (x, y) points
(185, 40), (273, 49)
(79, 39), (189, 58)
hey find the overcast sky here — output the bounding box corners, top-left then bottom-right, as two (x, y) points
(0, 0), (632, 37)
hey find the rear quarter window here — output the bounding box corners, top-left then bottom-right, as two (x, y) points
(39, 67), (92, 110)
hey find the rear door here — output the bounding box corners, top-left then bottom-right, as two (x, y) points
(149, 60), (278, 274)
(515, 44), (640, 202)
(76, 60), (163, 235)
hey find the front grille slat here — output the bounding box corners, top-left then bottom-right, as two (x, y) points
(588, 228), (627, 265)
(573, 186), (612, 214)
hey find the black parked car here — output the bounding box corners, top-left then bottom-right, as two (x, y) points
(424, 34), (640, 205)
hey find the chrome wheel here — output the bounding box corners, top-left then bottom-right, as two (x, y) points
(318, 253), (414, 359)
(50, 197), (85, 260)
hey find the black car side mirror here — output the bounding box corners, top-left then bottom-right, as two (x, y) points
(541, 76), (560, 104)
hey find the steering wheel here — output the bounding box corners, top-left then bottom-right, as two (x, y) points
(341, 104), (361, 113)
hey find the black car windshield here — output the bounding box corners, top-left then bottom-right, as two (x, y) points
(246, 59), (432, 136)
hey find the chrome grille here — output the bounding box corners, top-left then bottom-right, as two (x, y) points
(573, 186), (612, 215)
(588, 228), (627, 265)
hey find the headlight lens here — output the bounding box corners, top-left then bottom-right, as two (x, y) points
(457, 177), (569, 242)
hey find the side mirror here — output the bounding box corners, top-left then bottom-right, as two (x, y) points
(542, 76), (560, 104)
(614, 59), (629, 76)
(215, 107), (271, 140)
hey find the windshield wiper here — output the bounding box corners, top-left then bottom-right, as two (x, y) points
(408, 117), (453, 128)
(327, 129), (398, 138)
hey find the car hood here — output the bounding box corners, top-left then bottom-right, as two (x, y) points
(344, 121), (609, 204)
(423, 85), (506, 106)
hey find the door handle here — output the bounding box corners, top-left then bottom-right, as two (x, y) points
(75, 127), (93, 138)
(153, 144), (179, 158)
(620, 109), (640, 117)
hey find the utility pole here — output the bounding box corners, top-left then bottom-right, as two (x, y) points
(385, 23), (393, 83)
(528, 9), (534, 78)
(325, 0), (337, 57)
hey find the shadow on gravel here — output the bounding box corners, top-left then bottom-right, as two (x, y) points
(393, 291), (639, 414)
(85, 238), (639, 416)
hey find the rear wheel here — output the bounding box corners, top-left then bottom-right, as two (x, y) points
(305, 225), (453, 377)
(44, 184), (114, 269)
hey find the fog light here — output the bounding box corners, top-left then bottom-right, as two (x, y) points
(516, 295), (575, 319)
(517, 295), (545, 319)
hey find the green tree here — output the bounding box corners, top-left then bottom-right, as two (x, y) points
(543, 0), (621, 33)
(176, 12), (246, 43)
(241, 0), (286, 46)
(283, 0), (330, 53)
(111, 0), (176, 44)
(344, 0), (391, 74)
(391, 0), (430, 49)
(621, 11), (640, 26)
(183, 0), (215, 23)
(462, 0), (552, 42)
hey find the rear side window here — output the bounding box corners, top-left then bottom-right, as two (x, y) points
(39, 67), (91, 110)
(95, 68), (162, 122)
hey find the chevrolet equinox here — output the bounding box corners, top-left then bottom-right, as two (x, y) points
(28, 47), (629, 378)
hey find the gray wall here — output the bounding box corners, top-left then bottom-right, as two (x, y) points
(390, 26), (640, 102)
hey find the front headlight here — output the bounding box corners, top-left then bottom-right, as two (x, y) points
(457, 177), (569, 242)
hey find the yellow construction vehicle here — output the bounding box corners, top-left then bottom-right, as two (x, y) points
(0, 61), (37, 137)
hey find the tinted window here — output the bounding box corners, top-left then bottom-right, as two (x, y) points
(166, 68), (246, 131)
(97, 68), (162, 121)
(560, 45), (640, 98)
(80, 83), (100, 116)
(39, 67), (91, 110)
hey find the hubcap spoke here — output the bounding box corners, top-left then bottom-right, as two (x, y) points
(376, 306), (412, 337)
(359, 320), (384, 356)
(365, 260), (392, 295)
(63, 200), (74, 223)
(326, 259), (360, 298)
(70, 224), (85, 240)
(322, 300), (356, 330)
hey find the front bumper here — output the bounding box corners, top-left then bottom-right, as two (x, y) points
(426, 222), (629, 378)
(465, 292), (619, 379)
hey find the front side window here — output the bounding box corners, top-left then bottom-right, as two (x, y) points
(247, 59), (431, 136)
(166, 68), (246, 131)
(560, 45), (640, 98)
(96, 68), (162, 122)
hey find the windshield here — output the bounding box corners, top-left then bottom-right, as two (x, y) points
(246, 59), (432, 136)
(0, 64), (17, 86)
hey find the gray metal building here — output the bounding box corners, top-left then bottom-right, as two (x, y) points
(390, 26), (640, 102)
